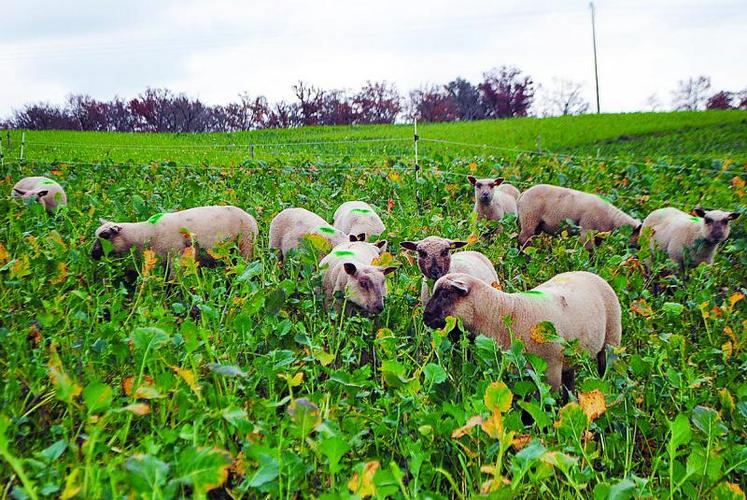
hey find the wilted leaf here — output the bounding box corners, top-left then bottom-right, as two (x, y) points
(173, 447), (232, 493)
(579, 389), (606, 422)
(171, 366), (201, 398)
(287, 398), (321, 437)
(122, 403), (151, 416)
(480, 410), (504, 439)
(631, 299), (653, 317)
(452, 415), (483, 439)
(348, 460), (380, 497)
(61, 468), (81, 500)
(484, 381), (512, 413)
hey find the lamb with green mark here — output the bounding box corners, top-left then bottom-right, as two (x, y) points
(333, 201), (386, 238)
(12, 176), (67, 212)
(269, 207), (354, 262)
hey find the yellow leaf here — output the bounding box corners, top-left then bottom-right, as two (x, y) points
(278, 372), (304, 387)
(631, 299), (653, 317)
(142, 249), (158, 278)
(123, 403), (151, 416)
(10, 255), (31, 279)
(729, 291), (744, 308)
(348, 461), (379, 498)
(303, 233), (332, 253)
(388, 171), (401, 183)
(466, 234), (478, 245)
(579, 389), (607, 422)
(722, 341), (733, 361)
(0, 242), (8, 263)
(491, 281), (503, 291)
(171, 366), (202, 398)
(480, 410), (504, 439)
(725, 482), (744, 497)
(61, 468), (81, 500)
(122, 375), (154, 397)
(371, 251), (393, 267)
(51, 262), (68, 285)
(468, 162), (478, 172)
(451, 415), (483, 439)
(512, 434), (532, 451)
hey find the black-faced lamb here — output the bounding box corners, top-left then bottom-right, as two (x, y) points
(399, 236), (498, 304)
(12, 176), (67, 212)
(642, 206), (740, 269)
(91, 206), (258, 263)
(333, 201), (386, 238)
(468, 176), (520, 221)
(423, 271), (622, 392)
(517, 184), (641, 250)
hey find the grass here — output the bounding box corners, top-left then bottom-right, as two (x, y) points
(0, 110), (746, 498)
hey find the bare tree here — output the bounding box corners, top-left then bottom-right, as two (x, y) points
(538, 79), (590, 116)
(671, 76), (711, 111)
(644, 94), (662, 112)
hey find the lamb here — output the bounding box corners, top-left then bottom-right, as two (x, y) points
(517, 184), (641, 250)
(468, 176), (520, 221)
(319, 241), (397, 315)
(399, 236), (499, 304)
(91, 206), (259, 264)
(333, 201), (386, 238)
(12, 176), (67, 212)
(269, 207), (352, 260)
(642, 206), (740, 269)
(424, 271), (622, 392)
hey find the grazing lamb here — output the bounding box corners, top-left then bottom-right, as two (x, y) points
(400, 237), (499, 304)
(319, 241), (397, 315)
(333, 201), (386, 238)
(424, 271), (622, 392)
(468, 176), (520, 221)
(12, 176), (67, 212)
(642, 206), (740, 269)
(517, 184), (641, 250)
(91, 206), (258, 263)
(269, 207), (351, 260)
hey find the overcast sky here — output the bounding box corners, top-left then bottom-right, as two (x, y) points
(2, 0), (745, 117)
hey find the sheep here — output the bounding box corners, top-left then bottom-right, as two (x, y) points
(269, 207), (352, 261)
(319, 241), (397, 315)
(468, 176), (520, 221)
(399, 236), (499, 304)
(12, 176), (67, 212)
(642, 206), (740, 269)
(517, 184), (641, 250)
(333, 201), (386, 238)
(424, 271), (622, 392)
(91, 206), (259, 264)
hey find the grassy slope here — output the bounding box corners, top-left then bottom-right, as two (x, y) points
(0, 111), (745, 498)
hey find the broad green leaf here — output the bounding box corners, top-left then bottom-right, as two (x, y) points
(38, 440), (67, 462)
(124, 454), (169, 494)
(131, 327), (169, 352)
(423, 363), (447, 385)
(484, 381), (512, 413)
(173, 447), (231, 494)
(319, 436), (350, 475)
(83, 382), (113, 413)
(668, 413), (692, 454)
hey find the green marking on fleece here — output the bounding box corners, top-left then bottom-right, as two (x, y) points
(350, 208), (372, 214)
(147, 213), (166, 224)
(318, 226), (336, 234)
(333, 250), (356, 257)
(689, 216), (703, 223)
(519, 290), (547, 298)
(40, 180), (57, 185)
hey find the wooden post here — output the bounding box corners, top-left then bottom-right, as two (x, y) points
(0, 136), (4, 167)
(250, 144), (255, 159)
(537, 134), (542, 154)
(20, 132), (25, 160)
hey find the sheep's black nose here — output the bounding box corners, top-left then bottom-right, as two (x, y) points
(424, 312), (446, 329)
(91, 240), (103, 260)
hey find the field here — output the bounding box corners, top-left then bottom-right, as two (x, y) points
(1, 110), (746, 499)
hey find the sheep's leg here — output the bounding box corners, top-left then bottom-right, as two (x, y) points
(238, 233), (254, 260)
(597, 348), (607, 377)
(561, 368), (576, 404)
(546, 361), (562, 393)
(518, 212), (541, 247)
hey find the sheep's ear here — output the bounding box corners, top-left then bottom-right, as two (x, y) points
(450, 240), (468, 249)
(693, 207), (706, 217)
(728, 212), (741, 220)
(381, 266), (397, 276)
(467, 176), (477, 185)
(349, 234), (359, 242)
(99, 218), (110, 225)
(399, 241), (418, 251)
(356, 233), (367, 242)
(343, 262), (358, 276)
(110, 225), (122, 235)
(375, 240), (388, 252)
(13, 188), (26, 195)
(451, 281), (469, 296)
(632, 224), (642, 236)
(492, 177), (504, 187)
(35, 190), (49, 198)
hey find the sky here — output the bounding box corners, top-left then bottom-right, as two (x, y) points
(1, 0), (745, 117)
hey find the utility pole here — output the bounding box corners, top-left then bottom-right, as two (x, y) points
(590, 2), (600, 114)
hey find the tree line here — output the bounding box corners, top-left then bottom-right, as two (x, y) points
(3, 67), (745, 132)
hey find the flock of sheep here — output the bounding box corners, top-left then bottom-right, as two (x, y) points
(11, 174), (740, 395)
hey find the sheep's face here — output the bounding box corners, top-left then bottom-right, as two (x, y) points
(469, 176), (504, 205)
(343, 263), (397, 316)
(424, 275), (473, 330)
(694, 208), (740, 244)
(13, 187), (50, 205)
(400, 237), (467, 280)
(92, 221), (126, 259)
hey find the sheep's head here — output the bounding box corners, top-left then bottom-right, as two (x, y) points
(693, 207), (740, 244)
(400, 236), (467, 280)
(13, 187), (49, 203)
(424, 273), (475, 330)
(92, 219), (126, 260)
(468, 176), (504, 205)
(342, 262), (397, 316)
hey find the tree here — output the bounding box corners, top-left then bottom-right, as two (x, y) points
(408, 86), (458, 122)
(644, 94), (662, 112)
(540, 79), (590, 116)
(293, 81), (326, 126)
(11, 103), (76, 130)
(706, 91), (734, 110)
(445, 78), (486, 120)
(478, 66), (534, 118)
(352, 81), (401, 124)
(671, 76), (711, 111)
(66, 95), (109, 131)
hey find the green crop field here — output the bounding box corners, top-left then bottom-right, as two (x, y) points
(1, 110), (746, 499)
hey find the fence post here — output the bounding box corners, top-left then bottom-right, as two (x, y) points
(20, 132), (25, 161)
(414, 119), (421, 213)
(536, 134), (542, 154)
(250, 144), (255, 159)
(6, 130), (10, 150)
(0, 136), (4, 167)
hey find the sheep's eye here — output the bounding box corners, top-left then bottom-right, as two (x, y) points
(475, 183), (481, 188)
(360, 280), (370, 291)
(418, 250), (426, 258)
(704, 218), (712, 224)
(99, 230), (111, 240)
(440, 249), (449, 257)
